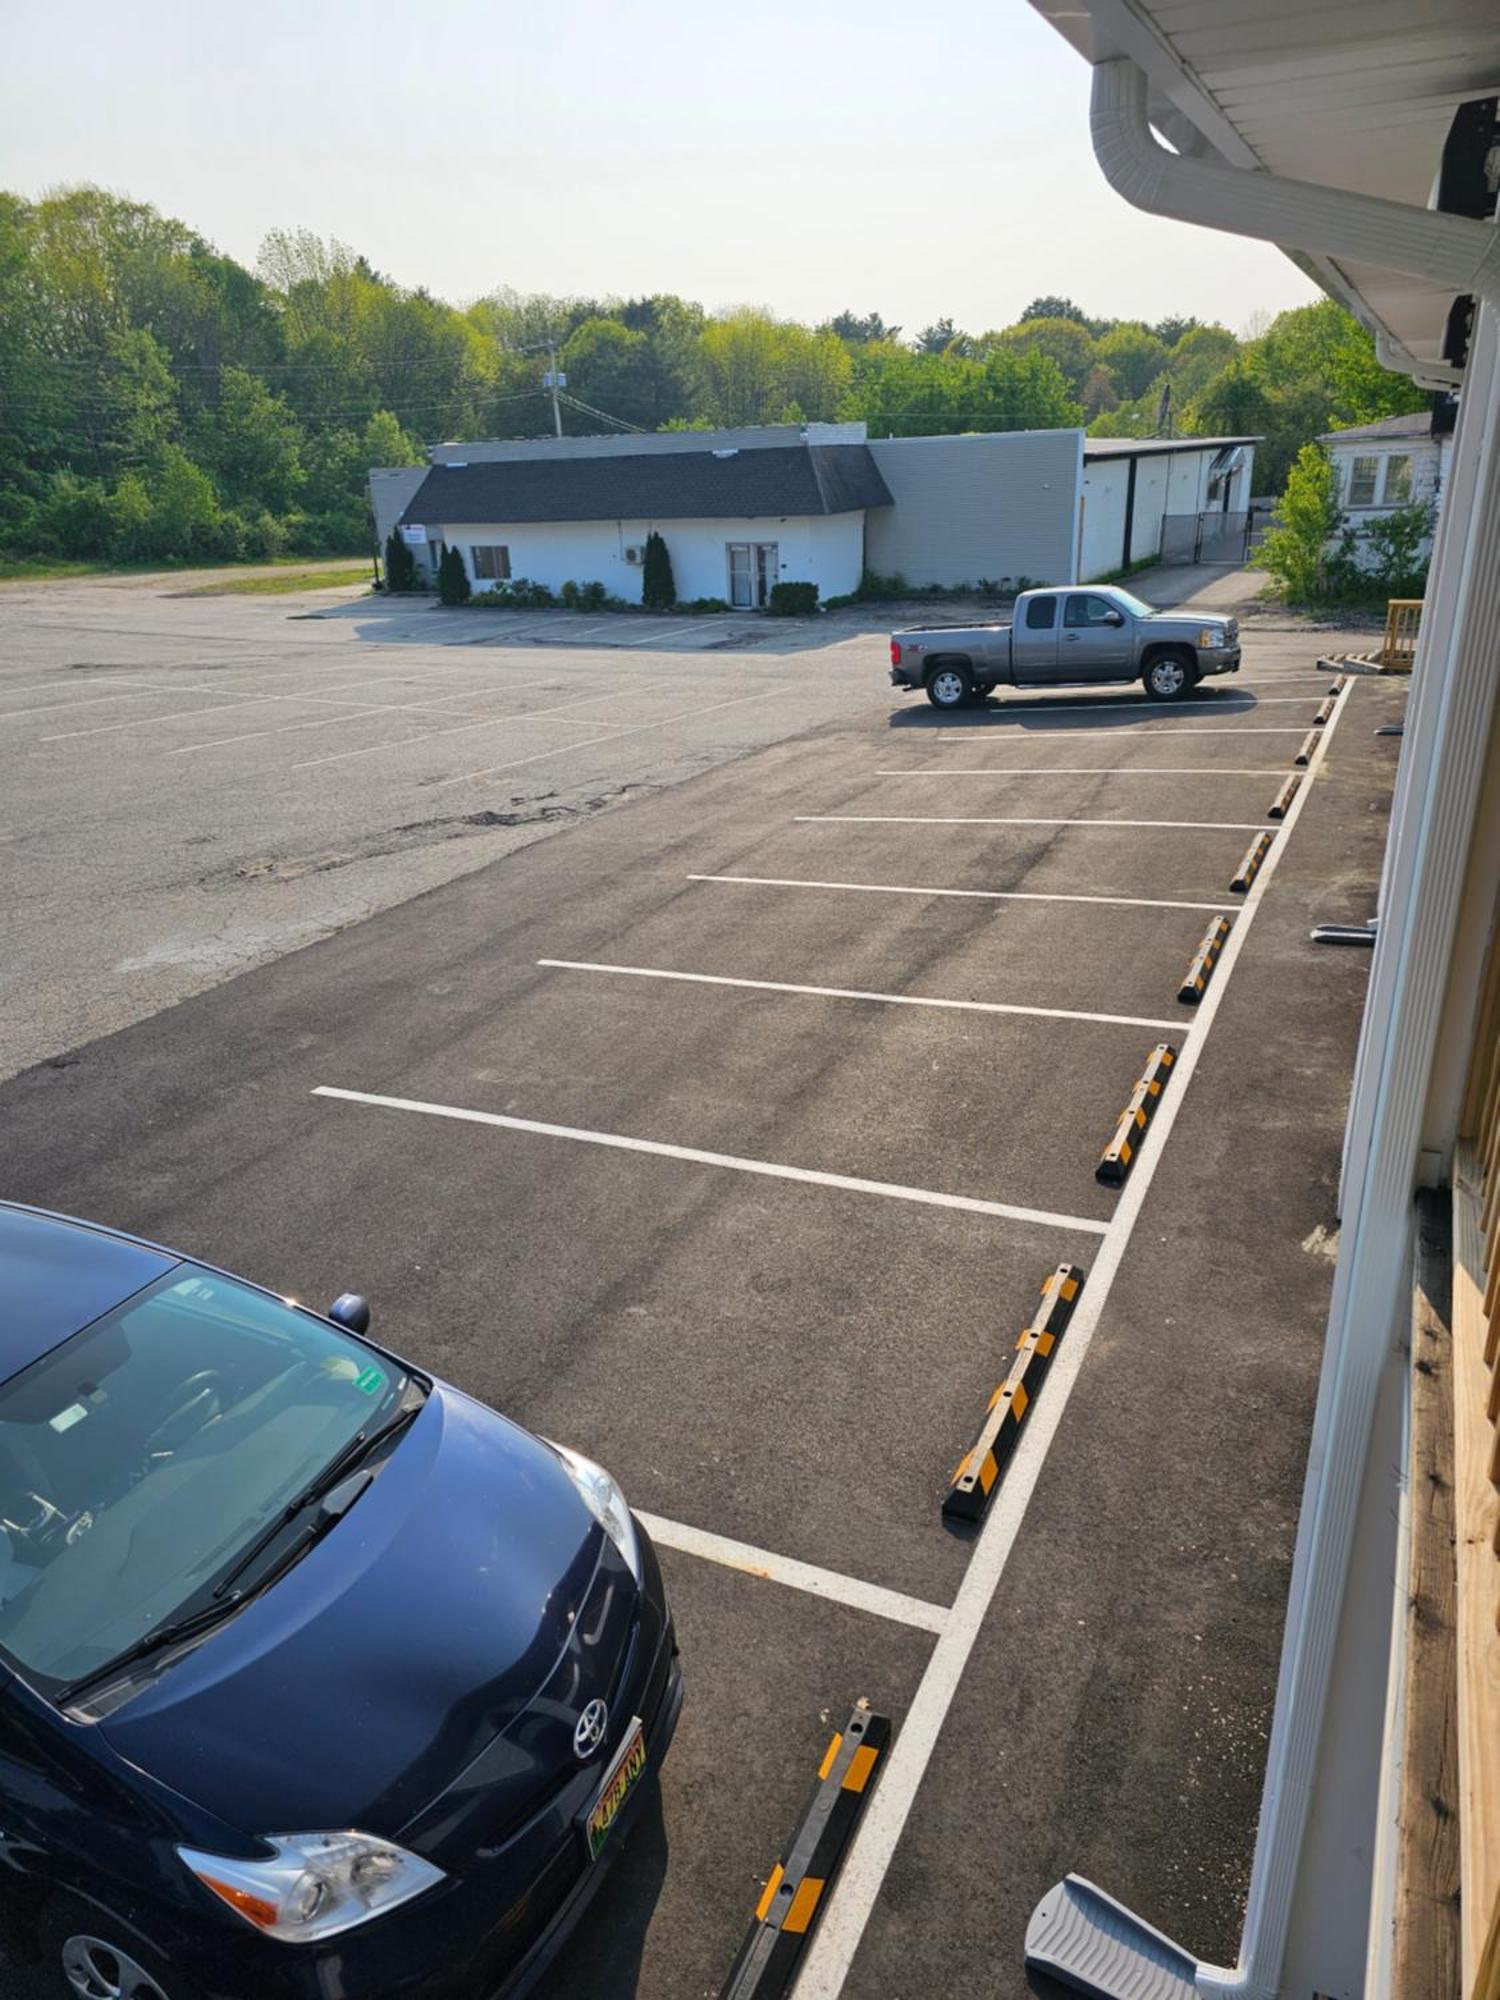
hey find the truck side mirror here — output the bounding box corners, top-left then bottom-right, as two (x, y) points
(328, 1293), (372, 1335)
(1104, 609), (1125, 626)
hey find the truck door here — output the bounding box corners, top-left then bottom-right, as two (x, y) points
(1012, 593), (1060, 683)
(1060, 592), (1136, 681)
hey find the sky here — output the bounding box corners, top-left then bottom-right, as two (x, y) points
(0, 0), (1320, 335)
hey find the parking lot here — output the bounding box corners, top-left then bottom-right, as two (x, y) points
(0, 576), (1401, 1995)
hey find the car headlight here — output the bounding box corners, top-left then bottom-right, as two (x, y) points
(1198, 626), (1225, 648)
(179, 1832), (444, 1942)
(551, 1442), (644, 1585)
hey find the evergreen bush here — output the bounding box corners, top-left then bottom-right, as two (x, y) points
(384, 531), (417, 592)
(767, 580), (818, 616)
(642, 530), (676, 610)
(437, 544), (471, 605)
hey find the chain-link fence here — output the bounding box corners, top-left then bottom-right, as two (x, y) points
(1159, 511), (1251, 563)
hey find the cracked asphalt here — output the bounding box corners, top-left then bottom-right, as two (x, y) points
(0, 581), (890, 1080)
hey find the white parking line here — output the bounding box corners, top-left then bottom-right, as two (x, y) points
(793, 674), (1355, 1998)
(688, 873), (1235, 915)
(421, 686), (783, 788)
(916, 726), (1310, 738)
(291, 676), (680, 770)
(633, 1513), (949, 1634)
(613, 617), (733, 647)
(164, 683), (561, 753)
(797, 814), (1270, 832)
(873, 767), (1291, 779)
(537, 959), (1182, 1032)
(959, 696), (1317, 715)
(38, 673), (544, 743)
(309, 1086), (1111, 1234)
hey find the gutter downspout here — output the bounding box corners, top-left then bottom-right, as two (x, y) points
(1027, 59), (1500, 2000)
(1087, 60), (1500, 313)
(1374, 330), (1465, 394)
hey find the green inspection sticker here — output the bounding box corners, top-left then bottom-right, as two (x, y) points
(353, 1365), (386, 1396)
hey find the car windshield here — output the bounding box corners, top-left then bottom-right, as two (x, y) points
(1111, 589), (1155, 618)
(0, 1267), (409, 1697)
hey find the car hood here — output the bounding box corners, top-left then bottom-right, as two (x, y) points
(100, 1386), (635, 1843)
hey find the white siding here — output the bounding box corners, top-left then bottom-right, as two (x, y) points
(864, 431), (1081, 590)
(435, 514), (865, 604)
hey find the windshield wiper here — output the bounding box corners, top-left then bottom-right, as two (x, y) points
(211, 1396), (423, 1603)
(59, 1594), (248, 1706)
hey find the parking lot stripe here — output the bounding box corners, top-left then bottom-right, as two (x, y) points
(309, 1085), (1112, 1234)
(687, 873), (1235, 915)
(632, 1513), (949, 1633)
(290, 675), (681, 769)
(797, 814), (1271, 832)
(873, 767), (1291, 779)
(421, 686), (783, 788)
(792, 673), (1356, 1999)
(38, 675), (550, 743)
(945, 727), (1309, 738)
(162, 684), (564, 753)
(536, 959), (1183, 1032)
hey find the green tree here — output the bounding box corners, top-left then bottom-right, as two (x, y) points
(641, 529), (676, 610)
(437, 542), (470, 605)
(1257, 444), (1341, 603)
(995, 317), (1094, 392)
(193, 367), (304, 511)
(825, 310), (900, 345)
(384, 530), (416, 591)
(1093, 324), (1171, 400)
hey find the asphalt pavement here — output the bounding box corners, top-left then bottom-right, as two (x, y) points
(0, 574), (1403, 1998)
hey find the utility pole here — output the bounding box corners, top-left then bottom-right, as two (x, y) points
(544, 345), (565, 437)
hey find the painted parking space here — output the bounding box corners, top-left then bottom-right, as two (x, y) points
(0, 588), (1386, 1997)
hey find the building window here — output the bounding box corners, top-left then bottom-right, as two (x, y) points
(470, 545), (511, 581)
(1346, 456), (1379, 508)
(1381, 455), (1414, 505)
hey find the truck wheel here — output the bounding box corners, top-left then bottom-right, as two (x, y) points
(926, 664), (974, 710)
(1143, 651), (1196, 701)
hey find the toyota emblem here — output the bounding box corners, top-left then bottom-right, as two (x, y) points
(573, 1699), (609, 1762)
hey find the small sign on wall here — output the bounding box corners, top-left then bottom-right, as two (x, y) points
(399, 524), (428, 545)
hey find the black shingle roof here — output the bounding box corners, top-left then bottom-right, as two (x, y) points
(399, 444), (892, 526)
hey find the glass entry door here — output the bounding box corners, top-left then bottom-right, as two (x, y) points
(727, 542), (779, 608)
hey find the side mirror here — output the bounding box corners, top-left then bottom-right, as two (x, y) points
(1104, 609), (1126, 627)
(328, 1293), (372, 1335)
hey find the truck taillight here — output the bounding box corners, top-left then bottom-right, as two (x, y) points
(890, 640), (902, 666)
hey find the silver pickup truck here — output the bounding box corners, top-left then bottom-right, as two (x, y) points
(889, 584), (1241, 708)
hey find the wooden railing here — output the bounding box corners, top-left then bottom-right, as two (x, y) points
(1451, 933), (1500, 1999)
(1383, 597), (1425, 669)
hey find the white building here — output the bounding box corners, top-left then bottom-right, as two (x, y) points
(370, 424), (1258, 602)
(1321, 408), (1453, 564)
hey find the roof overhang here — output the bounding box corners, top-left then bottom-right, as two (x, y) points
(1028, 0), (1500, 370)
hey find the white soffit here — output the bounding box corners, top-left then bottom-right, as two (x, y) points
(1029, 0), (1500, 359)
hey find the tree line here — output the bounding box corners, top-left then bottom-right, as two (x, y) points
(0, 189), (1427, 569)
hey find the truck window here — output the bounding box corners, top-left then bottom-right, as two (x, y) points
(1025, 596), (1057, 630)
(1064, 594), (1119, 627)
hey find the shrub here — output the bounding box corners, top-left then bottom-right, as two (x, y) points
(855, 568), (909, 601)
(678, 596), (729, 613)
(559, 579), (580, 608)
(767, 580), (819, 616)
(438, 544), (471, 605)
(1257, 444), (1341, 604)
(642, 529), (676, 610)
(384, 531), (417, 592)
(577, 580), (608, 610)
(242, 511), (288, 561)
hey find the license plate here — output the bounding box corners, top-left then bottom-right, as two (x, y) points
(583, 1716), (646, 1861)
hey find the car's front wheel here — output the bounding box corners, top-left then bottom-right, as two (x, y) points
(40, 1904), (188, 2000)
(1143, 651), (1197, 701)
(926, 663), (975, 710)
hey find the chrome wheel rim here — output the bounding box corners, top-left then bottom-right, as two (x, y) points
(1150, 659), (1186, 695)
(61, 1936), (168, 2000)
(932, 670), (966, 706)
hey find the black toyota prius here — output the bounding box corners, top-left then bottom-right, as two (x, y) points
(0, 1201), (681, 2000)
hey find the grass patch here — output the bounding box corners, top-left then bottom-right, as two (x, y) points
(0, 553), (368, 587)
(176, 565), (373, 597)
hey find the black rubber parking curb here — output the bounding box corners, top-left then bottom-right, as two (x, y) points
(1095, 1042), (1177, 1188)
(1177, 916), (1232, 1005)
(943, 1264), (1086, 1524)
(1313, 694), (1337, 725)
(1293, 728), (1320, 767)
(1231, 830), (1274, 893)
(1268, 772), (1302, 820)
(720, 1702), (893, 2000)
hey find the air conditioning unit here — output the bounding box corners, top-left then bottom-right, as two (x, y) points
(623, 545), (646, 565)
